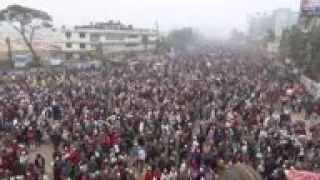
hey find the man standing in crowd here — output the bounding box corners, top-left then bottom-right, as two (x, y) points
(0, 46), (319, 179)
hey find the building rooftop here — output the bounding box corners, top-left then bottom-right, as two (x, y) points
(68, 21), (157, 32)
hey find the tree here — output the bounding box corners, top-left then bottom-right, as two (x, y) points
(280, 24), (320, 81)
(0, 5), (53, 66)
(279, 29), (291, 58)
(267, 29), (275, 42)
(141, 35), (149, 52)
(166, 27), (195, 51)
(230, 28), (246, 44)
(5, 37), (13, 68)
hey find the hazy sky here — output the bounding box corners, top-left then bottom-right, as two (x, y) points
(2, 0), (300, 36)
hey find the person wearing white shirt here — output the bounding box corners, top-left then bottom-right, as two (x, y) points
(161, 169), (170, 180)
(169, 168), (178, 180)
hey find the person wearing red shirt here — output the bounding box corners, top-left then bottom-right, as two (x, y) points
(143, 168), (153, 180)
(80, 172), (90, 180)
(0, 158), (4, 179)
(87, 138), (96, 153)
(27, 128), (36, 150)
(11, 140), (20, 155)
(25, 163), (36, 180)
(248, 114), (257, 127)
(102, 161), (110, 178)
(152, 167), (162, 180)
(314, 104), (320, 116)
(69, 147), (81, 166)
(104, 135), (112, 148)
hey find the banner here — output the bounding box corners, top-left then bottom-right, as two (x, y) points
(286, 170), (320, 180)
(12, 54), (33, 68)
(50, 58), (63, 66)
(301, 0), (320, 16)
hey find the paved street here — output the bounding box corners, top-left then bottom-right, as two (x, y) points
(29, 145), (54, 179)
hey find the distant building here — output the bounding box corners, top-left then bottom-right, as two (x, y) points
(61, 21), (158, 60)
(247, 9), (299, 43)
(273, 8), (299, 42)
(247, 12), (274, 42)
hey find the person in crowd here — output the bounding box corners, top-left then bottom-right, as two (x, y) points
(0, 46), (319, 179)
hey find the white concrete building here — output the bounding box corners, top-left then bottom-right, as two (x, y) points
(61, 21), (158, 60)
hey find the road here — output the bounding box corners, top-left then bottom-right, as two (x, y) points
(29, 145), (54, 179)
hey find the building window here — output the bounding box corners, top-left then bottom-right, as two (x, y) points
(79, 32), (86, 38)
(66, 43), (72, 48)
(65, 32), (71, 38)
(128, 34), (138, 38)
(90, 34), (101, 42)
(125, 43), (138, 47)
(80, 43), (86, 49)
(105, 34), (124, 40)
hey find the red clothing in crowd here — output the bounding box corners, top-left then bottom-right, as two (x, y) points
(2, 154), (13, 172)
(104, 136), (113, 147)
(189, 157), (200, 170)
(297, 126), (306, 135)
(27, 130), (36, 142)
(80, 173), (90, 180)
(152, 169), (162, 180)
(25, 172), (37, 180)
(87, 142), (96, 152)
(69, 149), (81, 165)
(25, 164), (36, 180)
(314, 105), (320, 115)
(102, 164), (110, 177)
(143, 170), (153, 180)
(119, 165), (126, 180)
(249, 114), (257, 127)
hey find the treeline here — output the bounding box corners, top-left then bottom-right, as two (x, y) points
(280, 25), (320, 81)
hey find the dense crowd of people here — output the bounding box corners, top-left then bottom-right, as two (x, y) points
(0, 47), (319, 180)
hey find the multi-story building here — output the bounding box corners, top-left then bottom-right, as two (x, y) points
(247, 9), (299, 44)
(61, 21), (158, 60)
(247, 12), (274, 42)
(273, 8), (299, 42)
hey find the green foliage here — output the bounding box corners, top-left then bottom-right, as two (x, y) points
(230, 28), (246, 43)
(267, 29), (275, 42)
(0, 5), (52, 25)
(0, 5), (53, 66)
(166, 27), (195, 51)
(280, 25), (320, 81)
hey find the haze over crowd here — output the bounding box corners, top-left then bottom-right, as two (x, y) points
(1, 0), (300, 39)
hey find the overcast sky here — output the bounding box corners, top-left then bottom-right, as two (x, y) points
(1, 0), (300, 37)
